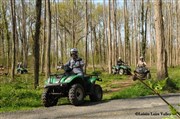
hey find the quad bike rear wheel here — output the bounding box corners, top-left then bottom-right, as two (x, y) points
(89, 84), (103, 102)
(42, 88), (58, 107)
(69, 84), (85, 106)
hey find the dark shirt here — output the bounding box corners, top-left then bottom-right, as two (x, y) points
(117, 60), (124, 66)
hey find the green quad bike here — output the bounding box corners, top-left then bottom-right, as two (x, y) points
(112, 64), (131, 75)
(42, 66), (103, 107)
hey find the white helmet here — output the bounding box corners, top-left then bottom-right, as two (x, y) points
(118, 57), (121, 60)
(70, 48), (78, 55)
(140, 56), (144, 59)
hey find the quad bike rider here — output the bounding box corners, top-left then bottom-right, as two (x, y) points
(16, 62), (28, 74)
(42, 48), (103, 107)
(112, 57), (131, 75)
(133, 56), (151, 80)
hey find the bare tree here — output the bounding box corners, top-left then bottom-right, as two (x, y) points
(154, 0), (168, 79)
(45, 0), (51, 79)
(21, 0), (28, 68)
(112, 0), (117, 66)
(176, 0), (179, 65)
(108, 0), (112, 74)
(10, 0), (16, 81)
(2, 0), (10, 73)
(103, 0), (107, 65)
(33, 0), (42, 88)
(41, 1), (46, 74)
(124, 0), (130, 64)
(84, 0), (88, 74)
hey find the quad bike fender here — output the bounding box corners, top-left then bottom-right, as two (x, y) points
(119, 65), (130, 70)
(61, 75), (84, 83)
(45, 75), (62, 84)
(89, 77), (102, 84)
(112, 65), (120, 69)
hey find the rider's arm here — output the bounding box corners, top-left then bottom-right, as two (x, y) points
(61, 60), (71, 69)
(137, 61), (141, 67)
(143, 62), (147, 67)
(121, 60), (125, 64)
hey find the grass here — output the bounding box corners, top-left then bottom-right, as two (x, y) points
(110, 82), (153, 99)
(0, 75), (43, 112)
(0, 66), (180, 112)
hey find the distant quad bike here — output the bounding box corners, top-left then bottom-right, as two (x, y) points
(17, 67), (28, 74)
(112, 64), (131, 75)
(132, 66), (151, 81)
(42, 65), (103, 107)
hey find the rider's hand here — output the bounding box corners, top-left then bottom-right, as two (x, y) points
(72, 64), (81, 68)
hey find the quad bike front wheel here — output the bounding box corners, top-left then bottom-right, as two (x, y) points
(119, 69), (124, 75)
(23, 69), (28, 74)
(146, 72), (151, 79)
(112, 69), (116, 74)
(42, 88), (58, 107)
(89, 84), (103, 102)
(69, 84), (85, 106)
(132, 75), (137, 81)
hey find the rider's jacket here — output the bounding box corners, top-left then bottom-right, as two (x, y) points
(117, 60), (124, 66)
(137, 60), (147, 67)
(64, 57), (84, 76)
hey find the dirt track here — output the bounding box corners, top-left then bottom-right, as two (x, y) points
(0, 93), (179, 119)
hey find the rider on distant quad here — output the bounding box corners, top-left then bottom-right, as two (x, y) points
(133, 56), (151, 80)
(17, 62), (23, 68)
(63, 48), (84, 76)
(137, 56), (147, 67)
(117, 57), (124, 66)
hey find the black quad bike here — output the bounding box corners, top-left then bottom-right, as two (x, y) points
(132, 66), (151, 80)
(42, 65), (103, 107)
(17, 67), (28, 74)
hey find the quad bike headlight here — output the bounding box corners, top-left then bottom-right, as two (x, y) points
(47, 77), (51, 84)
(65, 77), (72, 83)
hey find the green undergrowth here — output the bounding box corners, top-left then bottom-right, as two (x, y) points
(0, 67), (180, 112)
(103, 66), (180, 100)
(0, 75), (44, 112)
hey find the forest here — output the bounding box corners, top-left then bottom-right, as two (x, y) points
(0, 0), (179, 86)
(0, 0), (180, 115)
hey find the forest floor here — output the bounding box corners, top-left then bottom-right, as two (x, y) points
(106, 77), (135, 93)
(0, 67), (180, 112)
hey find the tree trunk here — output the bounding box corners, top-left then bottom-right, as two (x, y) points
(2, 0), (10, 73)
(10, 0), (16, 81)
(84, 0), (88, 74)
(55, 1), (58, 68)
(112, 0), (117, 66)
(108, 0), (112, 74)
(103, 0), (107, 65)
(41, 0), (46, 74)
(45, 0), (51, 79)
(176, 0), (180, 65)
(34, 0), (42, 89)
(133, 0), (137, 66)
(154, 0), (168, 79)
(124, 0), (130, 64)
(90, 0), (95, 71)
(21, 0), (28, 68)
(72, 0), (75, 48)
(141, 0), (146, 59)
